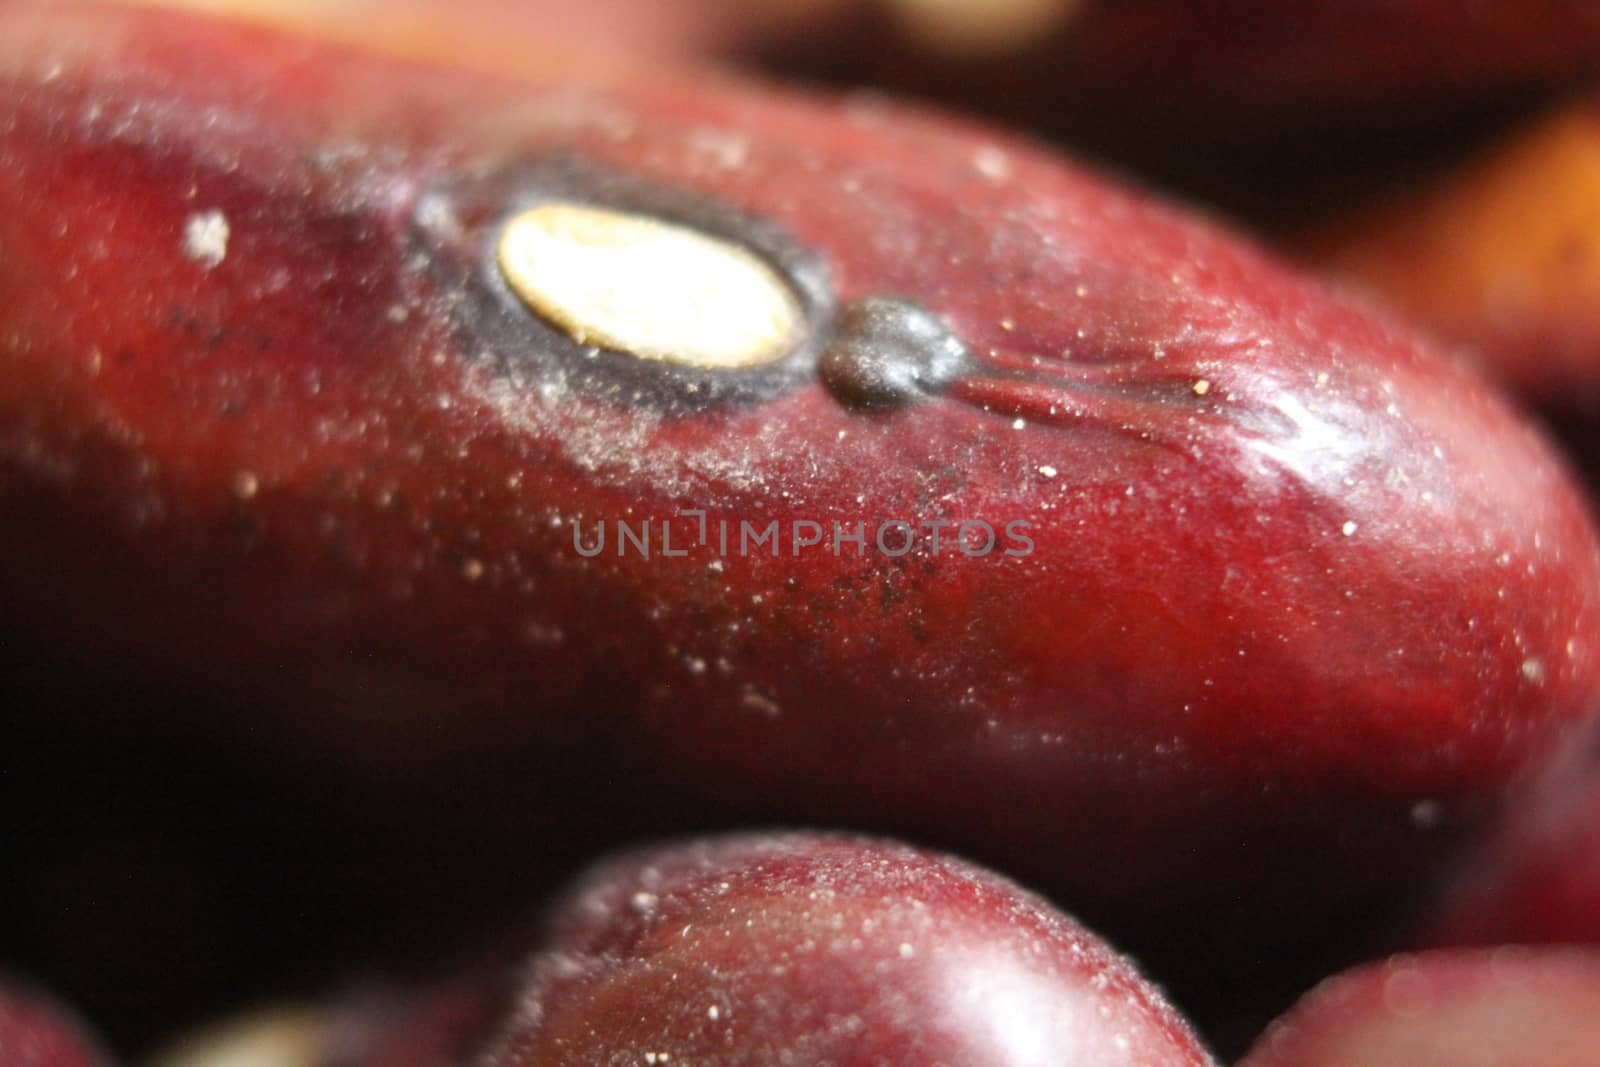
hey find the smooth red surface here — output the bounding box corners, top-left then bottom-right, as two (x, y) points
(3, 2), (1600, 970)
(0, 984), (112, 1067)
(1239, 948), (1600, 1067)
(1429, 734), (1600, 946)
(358, 833), (1215, 1066)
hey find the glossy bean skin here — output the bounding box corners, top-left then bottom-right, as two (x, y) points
(352, 833), (1215, 1067)
(4, 2), (1600, 979)
(1428, 732), (1600, 947)
(1239, 948), (1600, 1067)
(0, 983), (113, 1067)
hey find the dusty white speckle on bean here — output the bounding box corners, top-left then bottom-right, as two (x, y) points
(183, 209), (229, 269)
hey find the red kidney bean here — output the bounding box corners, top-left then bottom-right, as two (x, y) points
(2, 1), (1598, 986)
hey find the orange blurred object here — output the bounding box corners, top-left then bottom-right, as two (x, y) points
(1313, 103), (1600, 406)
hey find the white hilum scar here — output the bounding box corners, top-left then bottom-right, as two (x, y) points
(496, 201), (801, 370)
